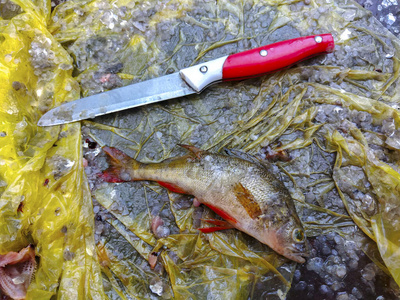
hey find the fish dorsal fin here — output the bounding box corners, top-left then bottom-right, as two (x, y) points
(178, 144), (206, 159)
(224, 148), (262, 164)
(233, 182), (263, 219)
(224, 148), (273, 172)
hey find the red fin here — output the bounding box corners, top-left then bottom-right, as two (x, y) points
(204, 203), (238, 224)
(178, 144), (205, 159)
(198, 226), (232, 233)
(157, 181), (187, 194)
(201, 218), (233, 227)
(101, 167), (127, 183)
(199, 219), (233, 233)
(100, 146), (136, 183)
(103, 146), (132, 164)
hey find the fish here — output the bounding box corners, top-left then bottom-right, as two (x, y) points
(100, 145), (308, 263)
(0, 245), (37, 300)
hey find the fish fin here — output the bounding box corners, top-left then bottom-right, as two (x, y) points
(178, 144), (205, 159)
(103, 146), (132, 164)
(198, 226), (232, 233)
(199, 217), (234, 233)
(204, 203), (238, 224)
(157, 181), (187, 194)
(222, 147), (238, 156)
(201, 218), (233, 227)
(224, 148), (275, 173)
(224, 148), (263, 164)
(233, 182), (263, 219)
(223, 148), (257, 162)
(101, 167), (127, 183)
(101, 146), (137, 183)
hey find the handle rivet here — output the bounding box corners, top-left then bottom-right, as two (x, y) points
(315, 36), (323, 43)
(259, 49), (268, 57)
(200, 66), (208, 73)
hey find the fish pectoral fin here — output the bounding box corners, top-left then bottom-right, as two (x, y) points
(198, 219), (234, 233)
(233, 182), (263, 219)
(178, 144), (205, 159)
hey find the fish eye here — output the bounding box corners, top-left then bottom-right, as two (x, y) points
(292, 228), (305, 243)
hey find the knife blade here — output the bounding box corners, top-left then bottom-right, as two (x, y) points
(38, 34), (334, 126)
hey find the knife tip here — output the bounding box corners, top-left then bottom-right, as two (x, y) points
(37, 120), (46, 127)
(37, 117), (52, 127)
(37, 116), (62, 127)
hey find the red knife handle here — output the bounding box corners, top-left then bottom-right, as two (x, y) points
(179, 34), (334, 92)
(222, 34), (334, 80)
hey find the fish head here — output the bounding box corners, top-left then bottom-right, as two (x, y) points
(262, 217), (309, 263)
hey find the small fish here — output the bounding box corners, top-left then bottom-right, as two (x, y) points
(0, 245), (37, 300)
(101, 145), (308, 263)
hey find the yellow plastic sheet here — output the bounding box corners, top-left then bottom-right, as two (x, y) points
(0, 3), (105, 299)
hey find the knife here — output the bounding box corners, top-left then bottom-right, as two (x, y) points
(38, 34), (334, 126)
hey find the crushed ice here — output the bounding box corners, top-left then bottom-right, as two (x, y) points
(385, 13), (396, 25)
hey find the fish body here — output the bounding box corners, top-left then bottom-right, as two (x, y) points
(101, 145), (308, 263)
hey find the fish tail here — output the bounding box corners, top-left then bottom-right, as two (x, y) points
(101, 146), (139, 183)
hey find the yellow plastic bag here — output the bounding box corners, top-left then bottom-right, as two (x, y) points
(0, 3), (105, 299)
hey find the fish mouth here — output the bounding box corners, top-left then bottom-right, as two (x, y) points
(284, 246), (309, 264)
